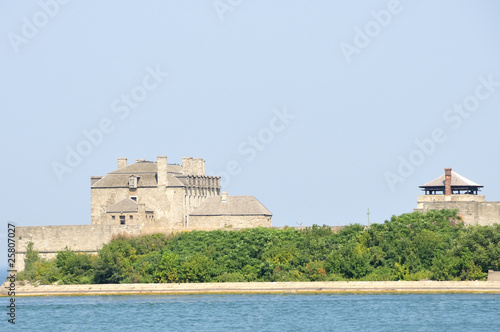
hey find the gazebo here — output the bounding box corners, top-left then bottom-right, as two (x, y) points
(419, 168), (483, 195)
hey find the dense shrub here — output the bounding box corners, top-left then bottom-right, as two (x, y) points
(19, 210), (500, 284)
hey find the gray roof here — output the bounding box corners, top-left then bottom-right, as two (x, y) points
(92, 161), (184, 188)
(109, 161), (182, 175)
(190, 196), (272, 216)
(92, 174), (158, 188)
(167, 174), (185, 187)
(420, 171), (483, 188)
(106, 198), (153, 213)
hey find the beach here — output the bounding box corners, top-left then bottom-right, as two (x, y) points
(3, 281), (500, 296)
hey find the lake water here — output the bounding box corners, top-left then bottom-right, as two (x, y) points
(6, 293), (500, 331)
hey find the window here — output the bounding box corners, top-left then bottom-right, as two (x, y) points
(130, 196), (137, 202)
(120, 216), (125, 225)
(129, 175), (137, 189)
(129, 215), (133, 220)
(112, 216), (115, 220)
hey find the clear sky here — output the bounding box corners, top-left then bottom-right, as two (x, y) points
(1, 0), (500, 251)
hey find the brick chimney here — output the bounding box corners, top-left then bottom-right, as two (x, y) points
(445, 168), (452, 196)
(157, 156), (168, 188)
(118, 157), (127, 169)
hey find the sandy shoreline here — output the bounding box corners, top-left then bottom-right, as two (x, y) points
(2, 281), (500, 296)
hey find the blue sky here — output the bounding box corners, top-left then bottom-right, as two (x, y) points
(1, 0), (500, 258)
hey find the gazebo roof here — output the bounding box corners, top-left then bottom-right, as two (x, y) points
(419, 171), (483, 189)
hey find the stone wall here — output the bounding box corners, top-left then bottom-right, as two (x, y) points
(415, 195), (500, 226)
(188, 215), (272, 229)
(488, 270), (500, 282)
(476, 203), (500, 225)
(416, 194), (486, 205)
(15, 224), (143, 271)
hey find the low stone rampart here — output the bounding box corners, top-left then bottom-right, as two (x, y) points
(488, 270), (500, 282)
(14, 223), (275, 271)
(188, 215), (272, 229)
(15, 225), (144, 271)
(3, 281), (500, 297)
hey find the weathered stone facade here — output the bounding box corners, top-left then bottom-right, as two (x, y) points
(15, 156), (273, 270)
(90, 156), (222, 228)
(415, 195), (500, 226)
(16, 224), (143, 271)
(189, 215), (272, 229)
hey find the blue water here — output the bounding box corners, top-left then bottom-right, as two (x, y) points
(5, 293), (500, 331)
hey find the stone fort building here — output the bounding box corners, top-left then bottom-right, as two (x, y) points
(15, 156), (272, 270)
(91, 156), (272, 229)
(415, 168), (500, 225)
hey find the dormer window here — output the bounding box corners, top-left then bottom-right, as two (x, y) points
(129, 175), (138, 189)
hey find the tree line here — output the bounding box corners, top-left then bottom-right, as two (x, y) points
(18, 209), (500, 284)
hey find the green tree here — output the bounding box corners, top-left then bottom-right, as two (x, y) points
(154, 252), (180, 283)
(179, 254), (216, 282)
(56, 248), (94, 284)
(93, 238), (136, 283)
(19, 242), (40, 283)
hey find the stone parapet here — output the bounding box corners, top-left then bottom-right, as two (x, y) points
(417, 194), (485, 205)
